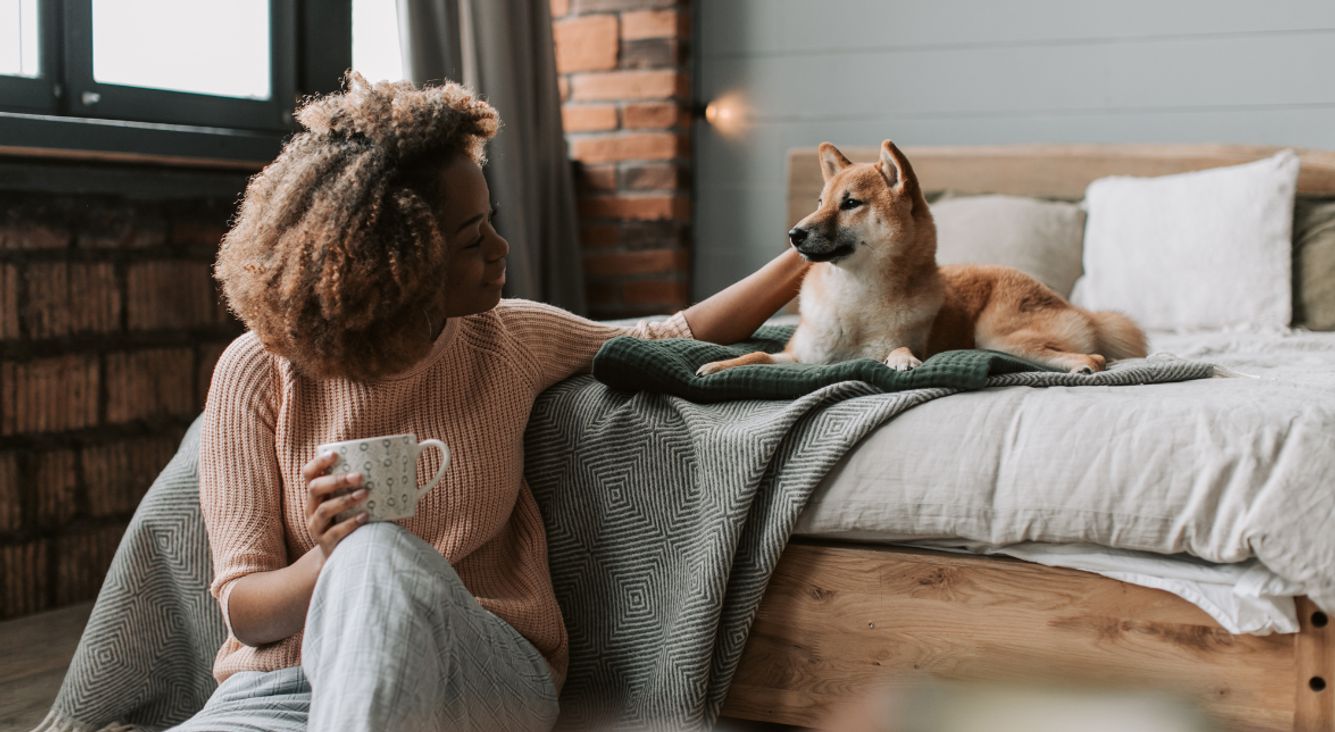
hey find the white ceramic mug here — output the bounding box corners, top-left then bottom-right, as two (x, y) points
(317, 433), (450, 522)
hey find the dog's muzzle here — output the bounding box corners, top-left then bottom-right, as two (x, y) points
(790, 226), (855, 262)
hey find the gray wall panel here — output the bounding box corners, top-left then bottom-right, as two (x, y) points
(693, 1), (1335, 298)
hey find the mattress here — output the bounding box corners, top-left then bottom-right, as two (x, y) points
(793, 328), (1335, 634)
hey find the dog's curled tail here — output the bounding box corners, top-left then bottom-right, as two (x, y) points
(1090, 310), (1148, 361)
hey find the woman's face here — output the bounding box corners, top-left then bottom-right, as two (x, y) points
(435, 155), (509, 318)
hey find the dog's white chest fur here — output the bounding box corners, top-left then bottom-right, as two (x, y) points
(790, 265), (938, 364)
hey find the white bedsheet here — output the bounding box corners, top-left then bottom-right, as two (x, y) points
(794, 328), (1335, 634)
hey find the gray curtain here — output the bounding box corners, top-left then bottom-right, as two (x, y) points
(398, 0), (586, 313)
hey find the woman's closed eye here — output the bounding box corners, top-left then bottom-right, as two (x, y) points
(466, 204), (500, 248)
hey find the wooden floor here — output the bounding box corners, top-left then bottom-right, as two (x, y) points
(0, 601), (798, 731)
(0, 602), (92, 732)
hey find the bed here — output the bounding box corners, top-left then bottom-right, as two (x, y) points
(719, 145), (1335, 731)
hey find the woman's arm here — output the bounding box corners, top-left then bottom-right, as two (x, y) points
(681, 247), (808, 344)
(228, 451), (372, 646)
(226, 547), (323, 646)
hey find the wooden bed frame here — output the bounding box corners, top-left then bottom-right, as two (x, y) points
(720, 145), (1335, 731)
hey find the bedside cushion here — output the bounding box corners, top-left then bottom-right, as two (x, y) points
(930, 194), (1085, 298)
(1071, 151), (1299, 332)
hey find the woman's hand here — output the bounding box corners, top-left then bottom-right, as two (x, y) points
(302, 451), (370, 564)
(682, 247), (810, 344)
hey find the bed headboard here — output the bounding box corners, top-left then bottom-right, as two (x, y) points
(786, 144), (1335, 227)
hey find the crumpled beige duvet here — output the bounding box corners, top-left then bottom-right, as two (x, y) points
(796, 328), (1335, 622)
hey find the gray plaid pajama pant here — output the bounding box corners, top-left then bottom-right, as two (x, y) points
(169, 523), (560, 731)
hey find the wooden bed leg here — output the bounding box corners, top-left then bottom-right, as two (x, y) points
(1296, 598), (1333, 731)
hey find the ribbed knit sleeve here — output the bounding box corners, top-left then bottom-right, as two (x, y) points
(198, 332), (286, 634)
(496, 299), (694, 391)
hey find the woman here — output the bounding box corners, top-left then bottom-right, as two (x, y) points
(178, 74), (807, 731)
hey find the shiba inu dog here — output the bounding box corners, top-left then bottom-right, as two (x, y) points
(698, 140), (1147, 376)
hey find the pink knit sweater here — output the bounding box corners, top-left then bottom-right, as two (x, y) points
(199, 299), (692, 687)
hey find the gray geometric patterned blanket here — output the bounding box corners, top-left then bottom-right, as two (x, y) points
(34, 360), (1212, 732)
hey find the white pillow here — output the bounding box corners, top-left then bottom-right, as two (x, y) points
(1070, 151), (1299, 332)
(932, 194), (1085, 298)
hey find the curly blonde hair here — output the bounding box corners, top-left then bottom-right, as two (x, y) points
(216, 72), (500, 381)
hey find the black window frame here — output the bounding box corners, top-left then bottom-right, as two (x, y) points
(0, 0), (352, 169)
(62, 0), (298, 131)
(0, 0), (61, 115)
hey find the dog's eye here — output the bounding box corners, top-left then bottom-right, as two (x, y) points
(841, 198), (863, 210)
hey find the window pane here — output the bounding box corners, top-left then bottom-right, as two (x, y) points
(353, 0), (404, 83)
(92, 0), (270, 99)
(0, 0), (40, 78)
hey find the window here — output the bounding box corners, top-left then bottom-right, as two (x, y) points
(64, 0), (295, 130)
(0, 0), (58, 113)
(0, 0), (41, 78)
(0, 1), (352, 167)
(352, 0), (405, 83)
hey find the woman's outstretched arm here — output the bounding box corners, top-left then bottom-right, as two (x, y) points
(681, 247), (808, 344)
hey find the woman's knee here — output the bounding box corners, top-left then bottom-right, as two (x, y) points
(317, 523), (463, 601)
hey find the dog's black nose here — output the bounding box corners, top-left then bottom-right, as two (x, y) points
(788, 227), (809, 246)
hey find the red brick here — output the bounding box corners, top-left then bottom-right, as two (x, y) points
(0, 264), (18, 340)
(584, 248), (688, 278)
(580, 223), (622, 249)
(32, 450), (78, 528)
(618, 220), (686, 250)
(570, 132), (682, 164)
(55, 524), (124, 606)
(559, 76), (571, 102)
(623, 101), (682, 129)
(570, 70), (683, 101)
(22, 262), (121, 339)
(1, 356), (100, 435)
(554, 15), (619, 73)
(77, 206), (167, 250)
(126, 260), (218, 331)
(550, 0), (570, 17)
(0, 453), (19, 533)
(83, 435), (180, 517)
(622, 162), (679, 191)
(0, 540), (49, 619)
(576, 164), (618, 193)
(621, 38), (679, 69)
(0, 207), (69, 251)
(578, 194), (689, 222)
(622, 277), (690, 307)
(168, 218), (228, 253)
(621, 9), (681, 40)
(562, 104), (619, 133)
(105, 348), (195, 424)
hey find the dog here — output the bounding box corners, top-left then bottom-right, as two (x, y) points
(697, 140), (1148, 376)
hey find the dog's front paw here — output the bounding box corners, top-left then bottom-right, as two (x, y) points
(1069, 354), (1107, 374)
(883, 349), (922, 371)
(696, 360), (727, 376)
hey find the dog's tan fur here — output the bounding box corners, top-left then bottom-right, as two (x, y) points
(698, 140), (1148, 376)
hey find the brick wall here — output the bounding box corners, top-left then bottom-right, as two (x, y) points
(552, 0), (693, 318)
(0, 191), (242, 620)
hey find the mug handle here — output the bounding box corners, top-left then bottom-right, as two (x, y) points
(415, 439), (451, 499)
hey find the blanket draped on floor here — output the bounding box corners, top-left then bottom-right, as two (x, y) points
(35, 342), (1212, 731)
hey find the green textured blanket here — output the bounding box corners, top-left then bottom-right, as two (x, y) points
(593, 324), (1057, 401)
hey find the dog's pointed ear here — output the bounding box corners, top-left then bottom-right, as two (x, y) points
(877, 139), (911, 191)
(818, 142), (852, 182)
